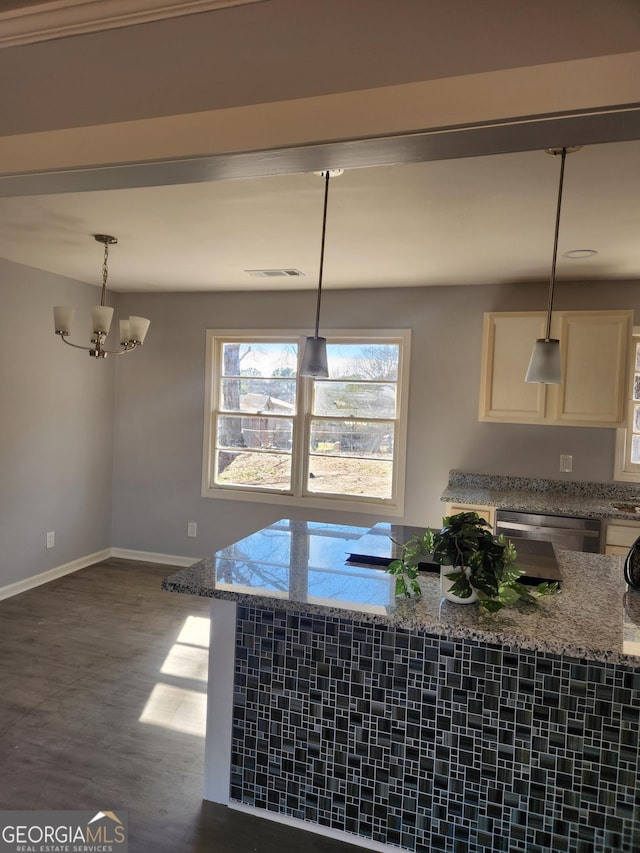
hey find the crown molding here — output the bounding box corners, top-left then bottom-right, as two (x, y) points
(0, 0), (267, 48)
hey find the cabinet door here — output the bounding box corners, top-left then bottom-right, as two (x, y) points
(444, 503), (495, 530)
(552, 310), (632, 427)
(478, 312), (547, 423)
(605, 545), (631, 556)
(605, 521), (640, 548)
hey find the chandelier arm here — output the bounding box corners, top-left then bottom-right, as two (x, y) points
(59, 336), (96, 353)
(100, 344), (139, 355)
(59, 335), (138, 355)
(545, 146), (567, 341)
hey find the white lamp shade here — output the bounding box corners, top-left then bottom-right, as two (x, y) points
(128, 316), (150, 344)
(300, 336), (329, 378)
(525, 338), (562, 384)
(91, 305), (114, 335)
(53, 306), (74, 334)
(119, 319), (131, 345)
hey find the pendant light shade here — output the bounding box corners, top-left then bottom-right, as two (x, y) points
(525, 338), (562, 384)
(300, 169), (343, 378)
(300, 336), (328, 378)
(525, 146), (579, 385)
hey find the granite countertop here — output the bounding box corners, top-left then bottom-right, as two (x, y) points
(441, 471), (640, 520)
(163, 518), (640, 667)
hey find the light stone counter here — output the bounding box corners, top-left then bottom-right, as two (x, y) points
(163, 518), (640, 666)
(441, 470), (640, 520)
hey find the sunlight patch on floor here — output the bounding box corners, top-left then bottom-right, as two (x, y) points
(139, 613), (210, 737)
(140, 682), (207, 737)
(176, 614), (211, 647)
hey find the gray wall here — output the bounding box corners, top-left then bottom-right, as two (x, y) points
(2, 261), (638, 583)
(0, 259), (114, 586)
(111, 279), (640, 560)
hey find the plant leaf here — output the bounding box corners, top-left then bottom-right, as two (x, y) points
(395, 576), (409, 598)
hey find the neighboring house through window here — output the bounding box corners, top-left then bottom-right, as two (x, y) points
(202, 330), (410, 515)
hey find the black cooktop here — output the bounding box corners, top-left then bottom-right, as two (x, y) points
(347, 523), (562, 586)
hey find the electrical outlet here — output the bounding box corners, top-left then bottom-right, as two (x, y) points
(559, 454), (573, 473)
(187, 522), (197, 538)
(46, 531), (55, 549)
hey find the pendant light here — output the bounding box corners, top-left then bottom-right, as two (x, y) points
(525, 146), (579, 384)
(53, 234), (150, 359)
(299, 168), (343, 377)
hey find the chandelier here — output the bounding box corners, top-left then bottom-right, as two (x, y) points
(53, 234), (150, 358)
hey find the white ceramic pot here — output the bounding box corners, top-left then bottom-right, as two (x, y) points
(440, 565), (478, 604)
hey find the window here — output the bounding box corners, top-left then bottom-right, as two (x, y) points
(614, 328), (640, 482)
(202, 330), (410, 515)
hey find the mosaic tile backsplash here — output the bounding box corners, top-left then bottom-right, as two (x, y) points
(231, 607), (640, 853)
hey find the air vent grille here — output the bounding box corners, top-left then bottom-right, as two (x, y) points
(244, 269), (304, 278)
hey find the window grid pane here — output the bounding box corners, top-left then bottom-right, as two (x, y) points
(309, 420), (395, 459)
(313, 381), (396, 418)
(220, 377), (296, 413)
(216, 449), (292, 491)
(306, 457), (393, 499)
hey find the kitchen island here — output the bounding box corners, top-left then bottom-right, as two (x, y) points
(163, 519), (640, 853)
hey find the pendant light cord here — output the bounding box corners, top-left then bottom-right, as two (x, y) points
(545, 147), (567, 341)
(313, 170), (331, 338)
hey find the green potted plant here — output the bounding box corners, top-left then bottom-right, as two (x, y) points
(387, 511), (557, 612)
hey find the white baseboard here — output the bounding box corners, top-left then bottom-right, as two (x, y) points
(0, 547), (197, 602)
(110, 548), (197, 567)
(227, 802), (396, 852)
(0, 548), (111, 602)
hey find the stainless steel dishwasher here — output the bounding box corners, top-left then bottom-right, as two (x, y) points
(495, 510), (601, 552)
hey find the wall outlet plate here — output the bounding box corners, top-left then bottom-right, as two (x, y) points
(46, 531), (55, 549)
(559, 454), (573, 473)
(187, 522), (197, 538)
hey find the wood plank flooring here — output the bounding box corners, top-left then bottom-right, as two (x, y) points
(0, 559), (363, 853)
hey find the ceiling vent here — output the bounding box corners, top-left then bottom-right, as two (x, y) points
(244, 269), (305, 278)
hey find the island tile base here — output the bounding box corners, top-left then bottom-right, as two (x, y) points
(228, 605), (640, 853)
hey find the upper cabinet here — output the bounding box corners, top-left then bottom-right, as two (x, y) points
(479, 309), (633, 427)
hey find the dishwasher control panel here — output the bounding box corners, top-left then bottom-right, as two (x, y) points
(495, 510), (601, 553)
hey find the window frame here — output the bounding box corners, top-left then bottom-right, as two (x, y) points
(202, 328), (411, 516)
(614, 326), (640, 482)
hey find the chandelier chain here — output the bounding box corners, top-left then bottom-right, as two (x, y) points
(100, 242), (109, 307)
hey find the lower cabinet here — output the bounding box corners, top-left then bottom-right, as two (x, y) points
(604, 521), (640, 555)
(444, 502), (495, 530)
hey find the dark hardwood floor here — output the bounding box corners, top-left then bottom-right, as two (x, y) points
(0, 559), (363, 853)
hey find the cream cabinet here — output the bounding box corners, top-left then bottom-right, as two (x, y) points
(444, 502), (495, 530)
(479, 309), (632, 427)
(604, 521), (640, 556)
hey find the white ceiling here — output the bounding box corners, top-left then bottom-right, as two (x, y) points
(0, 139), (638, 293)
(0, 0), (638, 294)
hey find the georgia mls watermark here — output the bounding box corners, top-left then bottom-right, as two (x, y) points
(0, 811), (127, 853)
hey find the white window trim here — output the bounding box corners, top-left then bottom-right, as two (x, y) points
(201, 328), (411, 516)
(614, 325), (640, 482)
